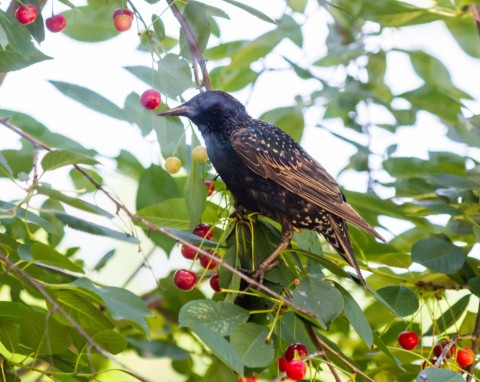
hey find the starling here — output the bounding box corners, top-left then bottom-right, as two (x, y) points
(158, 91), (385, 287)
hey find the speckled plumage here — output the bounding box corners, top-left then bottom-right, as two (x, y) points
(158, 90), (385, 286)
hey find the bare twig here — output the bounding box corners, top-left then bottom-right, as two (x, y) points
(0, 251), (151, 382)
(165, 0), (211, 91)
(304, 323), (342, 382)
(466, 301), (480, 381)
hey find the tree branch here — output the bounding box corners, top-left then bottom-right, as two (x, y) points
(469, 3), (480, 37)
(0, 251), (151, 382)
(165, 0), (211, 91)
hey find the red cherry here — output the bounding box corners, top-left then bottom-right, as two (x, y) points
(398, 331), (419, 350)
(205, 180), (215, 196)
(456, 347), (475, 368)
(433, 340), (455, 358)
(140, 89), (161, 110)
(209, 273), (220, 292)
(181, 244), (199, 260)
(113, 14), (133, 32)
(199, 251), (218, 269)
(193, 223), (213, 240)
(173, 269), (197, 291)
(278, 356), (288, 372)
(15, 4), (37, 25)
(285, 343), (308, 361)
(284, 359), (306, 380)
(46, 14), (66, 32)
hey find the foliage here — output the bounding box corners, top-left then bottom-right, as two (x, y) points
(0, 0), (480, 381)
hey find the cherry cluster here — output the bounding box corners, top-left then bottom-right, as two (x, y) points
(397, 331), (475, 370)
(173, 223), (221, 293)
(278, 343), (308, 380)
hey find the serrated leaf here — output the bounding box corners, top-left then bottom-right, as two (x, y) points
(18, 243), (84, 273)
(425, 294), (470, 335)
(72, 277), (152, 335)
(91, 329), (127, 354)
(222, 0), (276, 24)
(50, 81), (126, 120)
(411, 238), (465, 274)
(136, 198), (190, 230)
(179, 300), (249, 336)
(291, 278), (343, 328)
(336, 283), (373, 348)
(184, 161), (207, 231)
(37, 185), (113, 217)
(190, 324), (244, 374)
(49, 289), (113, 330)
(20, 311), (71, 354)
(0, 200), (58, 234)
(136, 165), (181, 211)
(230, 323), (274, 368)
(375, 285), (419, 317)
(51, 210), (139, 243)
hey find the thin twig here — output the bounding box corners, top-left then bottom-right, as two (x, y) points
(0, 251), (151, 382)
(165, 0), (211, 90)
(304, 322), (342, 382)
(466, 301), (480, 381)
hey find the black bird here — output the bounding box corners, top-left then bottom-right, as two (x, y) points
(158, 91), (385, 287)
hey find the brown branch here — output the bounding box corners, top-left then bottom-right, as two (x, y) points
(0, 251), (151, 382)
(466, 301), (480, 381)
(469, 3), (480, 37)
(165, 0), (211, 91)
(304, 322), (342, 382)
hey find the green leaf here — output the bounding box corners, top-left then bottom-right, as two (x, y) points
(179, 2), (211, 57)
(129, 338), (189, 360)
(72, 277), (152, 335)
(136, 198), (190, 230)
(230, 323), (274, 368)
(18, 243), (84, 273)
(291, 278), (344, 329)
(0, 10), (35, 58)
(222, 0), (276, 24)
(151, 14), (165, 41)
(37, 185), (113, 217)
(184, 161), (208, 231)
(92, 249), (115, 272)
(157, 54), (194, 98)
(408, 50), (454, 90)
(51, 211), (139, 243)
(0, 200), (58, 234)
(91, 329), (127, 354)
(49, 81), (126, 120)
(336, 283), (373, 348)
(210, 65), (258, 92)
(416, 368), (465, 381)
(179, 300), (249, 336)
(411, 238), (465, 274)
(0, 318), (20, 353)
(63, 6), (119, 42)
(375, 286), (419, 317)
(153, 109), (187, 163)
(41, 149), (98, 171)
(259, 106), (305, 142)
(445, 15), (480, 58)
(190, 324), (244, 374)
(49, 289), (113, 330)
(0, 44), (51, 72)
(136, 165), (181, 210)
(20, 311), (72, 354)
(425, 294), (470, 335)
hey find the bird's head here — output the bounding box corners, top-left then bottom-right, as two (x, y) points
(157, 90), (249, 134)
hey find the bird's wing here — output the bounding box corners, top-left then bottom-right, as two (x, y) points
(230, 123), (385, 242)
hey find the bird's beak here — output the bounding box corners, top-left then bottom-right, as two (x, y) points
(157, 104), (194, 117)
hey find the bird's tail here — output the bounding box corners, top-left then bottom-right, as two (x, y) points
(319, 215), (367, 288)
